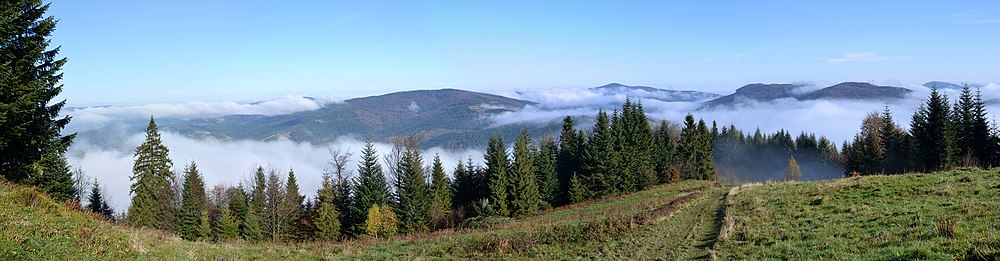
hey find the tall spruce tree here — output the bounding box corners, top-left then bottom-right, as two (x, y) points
(534, 136), (559, 207)
(428, 154), (452, 228)
(509, 129), (540, 216)
(87, 178), (114, 220)
(393, 147), (431, 233)
(352, 140), (390, 234)
(128, 117), (176, 231)
(910, 88), (956, 172)
(284, 169), (304, 241)
(178, 161), (209, 241)
(618, 99), (654, 191)
(952, 85), (992, 167)
(485, 134), (511, 217)
(556, 116), (584, 205)
(653, 121), (676, 183)
(262, 168), (287, 241)
(250, 166), (266, 225)
(582, 110), (613, 197)
(241, 204), (263, 241)
(0, 1), (76, 194)
(880, 107), (910, 174)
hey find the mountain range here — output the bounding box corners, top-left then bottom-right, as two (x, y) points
(73, 81), (973, 149)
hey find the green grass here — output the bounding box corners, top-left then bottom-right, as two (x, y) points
(3, 169), (999, 259)
(713, 169), (1000, 260)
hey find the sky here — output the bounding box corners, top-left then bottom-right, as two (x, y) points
(49, 1), (1000, 106)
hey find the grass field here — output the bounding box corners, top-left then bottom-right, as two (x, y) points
(2, 169), (998, 260)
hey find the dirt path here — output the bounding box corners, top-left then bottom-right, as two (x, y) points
(586, 187), (727, 260)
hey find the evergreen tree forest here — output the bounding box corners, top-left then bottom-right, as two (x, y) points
(841, 86), (1000, 176)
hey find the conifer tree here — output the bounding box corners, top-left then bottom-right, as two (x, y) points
(250, 166), (266, 224)
(29, 152), (76, 202)
(568, 173), (586, 204)
(534, 136), (559, 207)
(617, 99), (655, 190)
(784, 156), (802, 181)
(952, 85), (992, 167)
(429, 154), (453, 228)
(582, 110), (613, 197)
(485, 134), (511, 217)
(880, 107), (910, 174)
(653, 121), (676, 183)
(314, 179), (341, 240)
(910, 88), (956, 172)
(0, 1), (76, 190)
(178, 161), (208, 241)
(214, 207), (239, 241)
(227, 185), (249, 237)
(128, 117), (176, 231)
(556, 116), (584, 205)
(352, 140), (390, 234)
(510, 129), (540, 216)
(284, 169), (304, 241)
(262, 168), (287, 241)
(198, 210), (211, 241)
(241, 205), (263, 241)
(393, 147), (431, 233)
(87, 178), (114, 220)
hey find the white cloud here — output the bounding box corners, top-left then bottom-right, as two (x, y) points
(66, 95), (336, 127)
(68, 133), (482, 213)
(828, 52), (889, 64)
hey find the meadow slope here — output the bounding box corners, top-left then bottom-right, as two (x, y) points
(2, 170), (998, 260)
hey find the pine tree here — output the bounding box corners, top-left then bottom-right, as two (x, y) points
(0, 1), (75, 189)
(485, 134), (511, 217)
(653, 121), (676, 183)
(393, 147), (431, 233)
(581, 110), (613, 197)
(87, 178), (114, 220)
(214, 206), (239, 241)
(509, 129), (540, 216)
(250, 166), (266, 225)
(910, 88), (956, 172)
(880, 107), (910, 174)
(352, 140), (390, 234)
(314, 181), (341, 241)
(227, 185), (249, 237)
(556, 116), (584, 205)
(128, 117), (176, 231)
(178, 161), (208, 241)
(618, 99), (655, 190)
(29, 152), (75, 202)
(784, 156), (802, 181)
(284, 169), (304, 241)
(262, 168), (287, 241)
(241, 205), (263, 241)
(429, 154), (453, 228)
(678, 114), (715, 180)
(534, 136), (559, 207)
(568, 173), (586, 204)
(198, 210), (211, 241)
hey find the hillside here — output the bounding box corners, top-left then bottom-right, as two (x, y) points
(702, 82), (913, 109)
(3, 170), (997, 259)
(167, 89), (559, 149)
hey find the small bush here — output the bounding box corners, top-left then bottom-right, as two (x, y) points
(459, 216), (514, 230)
(936, 217), (956, 238)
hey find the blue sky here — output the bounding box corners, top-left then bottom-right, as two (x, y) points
(49, 1), (1000, 106)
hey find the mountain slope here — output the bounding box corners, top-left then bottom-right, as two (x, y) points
(169, 89), (556, 148)
(591, 83), (721, 102)
(702, 82), (912, 109)
(4, 169), (996, 259)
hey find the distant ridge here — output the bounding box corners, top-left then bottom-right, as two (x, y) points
(702, 82), (912, 109)
(590, 83), (721, 102)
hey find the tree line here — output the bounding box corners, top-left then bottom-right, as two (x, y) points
(121, 99), (720, 242)
(842, 86), (1000, 175)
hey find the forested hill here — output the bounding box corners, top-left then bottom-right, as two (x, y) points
(701, 82), (913, 109)
(168, 89), (558, 149)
